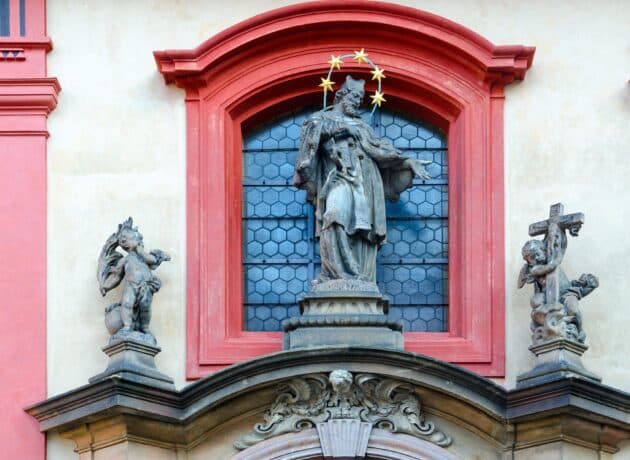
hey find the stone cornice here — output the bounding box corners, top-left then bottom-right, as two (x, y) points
(0, 37), (53, 51)
(508, 377), (630, 422)
(0, 77), (61, 113)
(26, 348), (630, 452)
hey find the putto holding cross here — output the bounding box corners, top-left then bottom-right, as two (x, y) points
(518, 203), (599, 345)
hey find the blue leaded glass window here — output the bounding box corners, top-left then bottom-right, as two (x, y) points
(242, 108), (448, 332)
(0, 0), (9, 37)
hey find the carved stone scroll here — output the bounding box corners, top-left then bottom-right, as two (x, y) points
(234, 369), (451, 450)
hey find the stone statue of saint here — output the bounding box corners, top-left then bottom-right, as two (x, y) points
(97, 217), (171, 344)
(294, 76), (430, 287)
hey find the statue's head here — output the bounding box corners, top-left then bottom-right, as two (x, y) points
(117, 217), (143, 251)
(329, 369), (354, 395)
(333, 76), (365, 116)
(522, 239), (546, 265)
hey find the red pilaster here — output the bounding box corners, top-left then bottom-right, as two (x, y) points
(0, 0), (58, 457)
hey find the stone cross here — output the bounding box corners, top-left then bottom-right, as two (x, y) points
(528, 203), (584, 305)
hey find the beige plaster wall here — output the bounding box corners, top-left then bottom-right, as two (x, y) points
(46, 0), (630, 458)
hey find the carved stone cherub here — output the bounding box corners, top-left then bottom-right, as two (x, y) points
(97, 218), (170, 345)
(518, 204), (598, 345)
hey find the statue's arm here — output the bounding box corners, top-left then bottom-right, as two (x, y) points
(530, 262), (557, 277)
(355, 124), (431, 199)
(137, 246), (171, 269)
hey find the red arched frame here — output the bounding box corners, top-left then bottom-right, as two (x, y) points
(154, 0), (534, 378)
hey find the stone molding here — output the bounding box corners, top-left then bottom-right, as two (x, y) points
(282, 315), (403, 332)
(232, 428), (460, 460)
(26, 347), (630, 454)
(88, 338), (176, 390)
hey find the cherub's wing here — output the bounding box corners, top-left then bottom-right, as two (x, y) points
(97, 233), (124, 294)
(517, 264), (530, 289)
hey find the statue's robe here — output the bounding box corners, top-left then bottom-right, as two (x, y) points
(293, 108), (419, 282)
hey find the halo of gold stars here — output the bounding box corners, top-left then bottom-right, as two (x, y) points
(370, 90), (386, 107)
(370, 65), (385, 82)
(352, 48), (369, 64)
(318, 49), (387, 117)
(327, 55), (343, 70)
(319, 77), (335, 92)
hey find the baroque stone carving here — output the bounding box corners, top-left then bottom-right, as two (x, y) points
(234, 369), (452, 450)
(97, 217), (170, 345)
(518, 203), (598, 345)
(294, 75), (430, 290)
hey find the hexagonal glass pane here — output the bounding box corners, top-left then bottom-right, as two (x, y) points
(243, 107), (448, 332)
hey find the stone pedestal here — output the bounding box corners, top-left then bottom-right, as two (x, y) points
(516, 338), (601, 388)
(89, 338), (175, 390)
(282, 281), (403, 350)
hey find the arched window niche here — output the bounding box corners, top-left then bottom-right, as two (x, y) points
(242, 107), (449, 333)
(154, 0), (534, 378)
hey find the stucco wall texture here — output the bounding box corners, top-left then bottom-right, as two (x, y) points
(46, 0), (630, 458)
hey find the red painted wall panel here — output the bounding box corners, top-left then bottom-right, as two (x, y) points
(0, 136), (47, 459)
(0, 0), (57, 457)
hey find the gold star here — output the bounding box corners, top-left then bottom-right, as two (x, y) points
(353, 48), (369, 64)
(327, 55), (343, 70)
(319, 76), (335, 92)
(370, 66), (386, 82)
(370, 90), (386, 107)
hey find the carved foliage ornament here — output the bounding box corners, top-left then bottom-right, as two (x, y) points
(235, 370), (452, 449)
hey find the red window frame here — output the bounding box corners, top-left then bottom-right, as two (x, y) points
(154, 1), (534, 379)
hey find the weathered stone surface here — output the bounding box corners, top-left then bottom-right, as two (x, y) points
(283, 290), (403, 350)
(294, 75), (430, 287)
(311, 278), (381, 294)
(517, 203), (601, 389)
(234, 369), (451, 450)
(517, 203), (598, 346)
(88, 338), (175, 390)
(317, 419), (372, 458)
(98, 217), (171, 345)
(516, 339), (601, 388)
(26, 347), (630, 455)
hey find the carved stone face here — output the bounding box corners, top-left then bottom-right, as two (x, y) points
(340, 89), (364, 116)
(119, 228), (143, 251)
(329, 369), (353, 394)
(522, 240), (546, 265)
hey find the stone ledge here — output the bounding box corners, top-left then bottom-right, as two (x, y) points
(26, 347), (630, 453)
(282, 314), (403, 332)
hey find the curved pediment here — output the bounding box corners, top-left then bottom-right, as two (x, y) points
(27, 346), (630, 456)
(154, 0), (534, 87)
